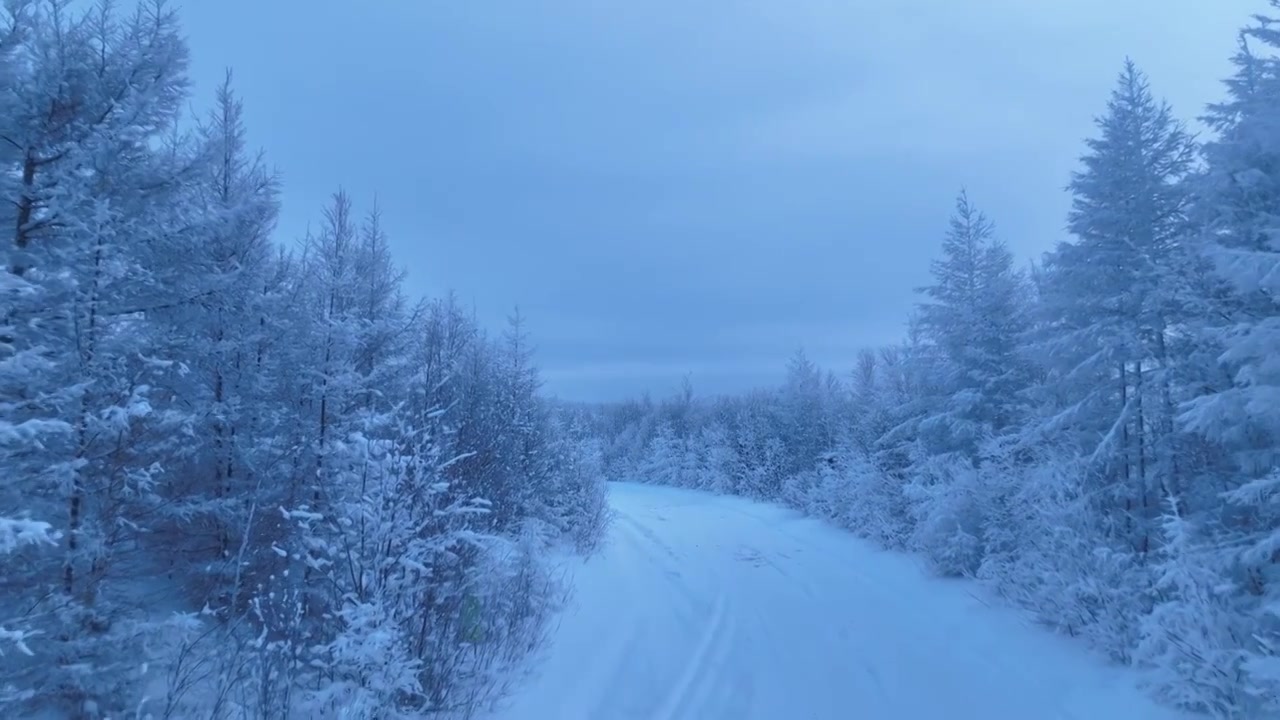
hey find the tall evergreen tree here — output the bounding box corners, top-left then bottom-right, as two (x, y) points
(1036, 60), (1198, 557)
(1178, 8), (1280, 710)
(779, 348), (831, 475)
(915, 191), (1030, 458)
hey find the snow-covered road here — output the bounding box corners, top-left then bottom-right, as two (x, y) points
(492, 482), (1184, 720)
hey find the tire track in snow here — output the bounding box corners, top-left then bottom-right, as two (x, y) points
(674, 596), (744, 720)
(651, 591), (729, 720)
(612, 509), (709, 612)
(615, 504), (745, 720)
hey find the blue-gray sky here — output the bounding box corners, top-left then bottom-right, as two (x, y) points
(181, 1), (1255, 400)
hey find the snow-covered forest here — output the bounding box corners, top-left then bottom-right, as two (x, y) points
(5, 0), (1280, 718)
(584, 12), (1280, 720)
(0, 2), (608, 717)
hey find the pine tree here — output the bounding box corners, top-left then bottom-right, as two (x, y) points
(915, 190), (1031, 458)
(1185, 11), (1280, 523)
(779, 348), (832, 475)
(903, 192), (1031, 574)
(1181, 9), (1280, 710)
(152, 70), (284, 604)
(1036, 60), (1198, 558)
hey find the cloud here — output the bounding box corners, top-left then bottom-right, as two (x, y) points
(732, 84), (1047, 163)
(180, 0), (1260, 401)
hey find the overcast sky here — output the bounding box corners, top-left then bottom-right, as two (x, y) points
(181, 1), (1256, 401)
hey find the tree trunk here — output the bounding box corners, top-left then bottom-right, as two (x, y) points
(1155, 329), (1178, 499)
(1119, 361), (1132, 542)
(66, 236), (106, 599)
(12, 152), (35, 275)
(1135, 359), (1149, 556)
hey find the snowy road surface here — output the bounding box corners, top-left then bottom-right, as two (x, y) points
(492, 482), (1184, 720)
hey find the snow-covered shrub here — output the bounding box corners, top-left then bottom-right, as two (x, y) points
(0, 518), (57, 706)
(975, 446), (1150, 661)
(698, 424), (739, 496)
(553, 436), (612, 554)
(779, 467), (823, 514)
(1223, 471), (1280, 718)
(1136, 500), (1249, 718)
(423, 525), (565, 718)
(781, 449), (886, 536)
(310, 598), (424, 719)
(905, 454), (986, 577)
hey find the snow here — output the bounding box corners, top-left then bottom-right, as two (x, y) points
(490, 482), (1187, 720)
(0, 518), (57, 555)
